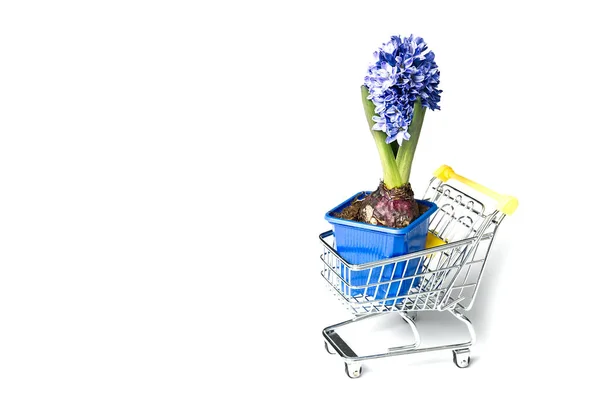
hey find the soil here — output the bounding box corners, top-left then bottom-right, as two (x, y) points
(334, 182), (427, 229)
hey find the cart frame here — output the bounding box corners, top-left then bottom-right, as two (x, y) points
(320, 165), (517, 378)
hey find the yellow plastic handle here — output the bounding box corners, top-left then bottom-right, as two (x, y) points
(433, 165), (518, 215)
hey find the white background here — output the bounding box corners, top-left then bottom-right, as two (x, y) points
(1, 0), (598, 398)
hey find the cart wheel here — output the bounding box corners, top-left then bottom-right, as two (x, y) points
(452, 349), (470, 368)
(324, 341), (336, 355)
(345, 362), (362, 379)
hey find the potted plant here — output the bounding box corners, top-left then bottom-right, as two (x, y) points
(325, 35), (441, 301)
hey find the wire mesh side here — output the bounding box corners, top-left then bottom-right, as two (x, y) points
(320, 230), (496, 315)
(423, 179), (489, 244)
(321, 179), (505, 315)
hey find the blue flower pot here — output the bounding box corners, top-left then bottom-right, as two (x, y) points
(325, 192), (438, 304)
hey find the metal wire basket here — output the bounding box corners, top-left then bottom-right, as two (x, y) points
(320, 165), (517, 378)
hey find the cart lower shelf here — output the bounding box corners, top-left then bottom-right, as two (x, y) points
(323, 308), (475, 378)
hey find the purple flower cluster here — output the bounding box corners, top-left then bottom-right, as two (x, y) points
(364, 35), (441, 144)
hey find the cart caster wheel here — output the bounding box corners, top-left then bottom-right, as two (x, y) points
(345, 362), (362, 379)
(324, 341), (336, 355)
(453, 349), (470, 368)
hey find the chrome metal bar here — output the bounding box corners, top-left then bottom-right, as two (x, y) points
(388, 312), (421, 351)
(321, 253), (476, 290)
(319, 231), (489, 270)
(439, 296), (466, 311)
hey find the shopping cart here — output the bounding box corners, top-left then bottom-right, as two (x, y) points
(320, 165), (518, 378)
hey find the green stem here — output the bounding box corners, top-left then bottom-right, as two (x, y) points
(396, 98), (426, 185)
(361, 85), (402, 188)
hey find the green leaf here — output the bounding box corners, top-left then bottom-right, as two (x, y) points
(395, 98), (426, 184)
(361, 85), (403, 188)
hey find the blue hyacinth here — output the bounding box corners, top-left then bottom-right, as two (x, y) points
(364, 35), (441, 145)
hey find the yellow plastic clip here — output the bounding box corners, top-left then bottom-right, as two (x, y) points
(426, 232), (447, 248)
(433, 165), (518, 215)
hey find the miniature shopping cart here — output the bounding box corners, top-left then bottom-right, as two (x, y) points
(320, 165), (518, 378)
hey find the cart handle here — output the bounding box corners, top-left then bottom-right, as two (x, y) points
(433, 165), (518, 215)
